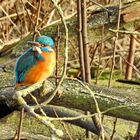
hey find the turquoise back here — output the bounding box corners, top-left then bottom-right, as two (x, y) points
(14, 48), (43, 83)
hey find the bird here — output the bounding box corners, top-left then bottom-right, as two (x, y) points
(14, 35), (56, 140)
(14, 35), (56, 90)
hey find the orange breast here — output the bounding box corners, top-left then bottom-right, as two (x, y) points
(16, 51), (56, 87)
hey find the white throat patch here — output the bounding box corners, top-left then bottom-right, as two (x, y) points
(33, 46), (42, 54)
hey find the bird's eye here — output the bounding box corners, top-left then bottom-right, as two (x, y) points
(41, 44), (45, 47)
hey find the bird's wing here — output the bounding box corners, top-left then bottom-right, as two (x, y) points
(14, 48), (43, 83)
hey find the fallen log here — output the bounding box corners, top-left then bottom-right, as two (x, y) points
(0, 73), (140, 122)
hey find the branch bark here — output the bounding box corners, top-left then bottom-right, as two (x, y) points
(125, 34), (136, 80)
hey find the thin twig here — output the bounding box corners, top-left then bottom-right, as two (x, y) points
(46, 9), (56, 25)
(96, 25), (104, 84)
(135, 122), (140, 140)
(117, 52), (140, 76)
(29, 93), (47, 117)
(90, 43), (99, 66)
(33, 0), (42, 40)
(77, 0), (85, 82)
(0, 10), (30, 21)
(90, 0), (110, 12)
(133, 35), (140, 44)
(17, 108), (24, 140)
(96, 58), (110, 80)
(108, 0), (122, 87)
(55, 25), (60, 86)
(53, 108), (73, 140)
(109, 29), (140, 35)
(110, 117), (118, 140)
(20, 0), (35, 31)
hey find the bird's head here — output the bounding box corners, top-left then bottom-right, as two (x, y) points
(28, 36), (55, 53)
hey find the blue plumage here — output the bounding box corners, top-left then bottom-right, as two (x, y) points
(41, 47), (53, 52)
(14, 48), (43, 83)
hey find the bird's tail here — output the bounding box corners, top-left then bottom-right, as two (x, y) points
(15, 83), (29, 91)
(15, 83), (21, 90)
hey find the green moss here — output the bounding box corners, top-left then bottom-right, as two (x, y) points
(103, 116), (137, 139)
(98, 70), (123, 80)
(92, 79), (140, 94)
(0, 112), (89, 139)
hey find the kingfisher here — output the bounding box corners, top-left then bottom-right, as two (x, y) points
(14, 35), (56, 90)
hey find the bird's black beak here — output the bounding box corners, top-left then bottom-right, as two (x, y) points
(27, 41), (41, 47)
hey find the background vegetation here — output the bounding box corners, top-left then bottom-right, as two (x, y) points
(0, 0), (140, 140)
